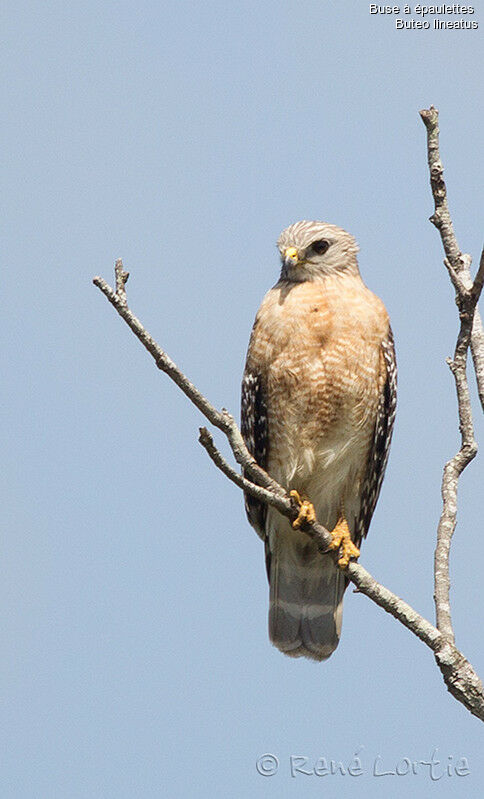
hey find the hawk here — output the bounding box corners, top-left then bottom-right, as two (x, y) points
(241, 220), (396, 661)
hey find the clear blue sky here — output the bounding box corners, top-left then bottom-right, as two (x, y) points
(2, 1), (483, 797)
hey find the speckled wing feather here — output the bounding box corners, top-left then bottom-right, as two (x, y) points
(355, 326), (397, 546)
(240, 369), (268, 541)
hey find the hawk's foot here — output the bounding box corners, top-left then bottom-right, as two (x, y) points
(328, 517), (360, 568)
(290, 490), (316, 529)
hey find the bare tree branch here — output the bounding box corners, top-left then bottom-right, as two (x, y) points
(198, 426), (293, 519)
(114, 257), (129, 305)
(434, 261), (482, 643)
(420, 105), (484, 412)
(93, 268), (285, 502)
(93, 245), (484, 720)
(420, 107), (484, 652)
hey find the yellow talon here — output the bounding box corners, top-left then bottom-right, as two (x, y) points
(289, 495), (359, 567)
(290, 490), (316, 529)
(328, 516), (360, 568)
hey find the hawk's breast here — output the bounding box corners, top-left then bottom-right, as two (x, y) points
(245, 274), (389, 526)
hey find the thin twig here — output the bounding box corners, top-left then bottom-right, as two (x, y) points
(198, 426), (294, 520)
(435, 287), (480, 642)
(420, 107), (484, 647)
(472, 250), (484, 305)
(93, 268), (286, 501)
(114, 258), (129, 306)
(420, 106), (484, 412)
(346, 562), (442, 650)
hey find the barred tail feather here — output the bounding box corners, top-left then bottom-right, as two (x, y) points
(268, 532), (346, 661)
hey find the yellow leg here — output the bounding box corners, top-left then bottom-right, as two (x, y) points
(290, 490), (316, 529)
(328, 516), (360, 568)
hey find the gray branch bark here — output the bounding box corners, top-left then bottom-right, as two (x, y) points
(420, 107), (484, 652)
(420, 106), (484, 413)
(92, 108), (484, 721)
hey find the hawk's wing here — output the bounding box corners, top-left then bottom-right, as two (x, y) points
(354, 326), (397, 546)
(240, 368), (268, 541)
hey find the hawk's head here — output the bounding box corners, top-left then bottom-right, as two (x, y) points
(277, 220), (360, 282)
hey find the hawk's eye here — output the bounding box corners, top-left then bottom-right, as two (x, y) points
(311, 240), (330, 255)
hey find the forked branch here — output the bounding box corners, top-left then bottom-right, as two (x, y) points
(420, 107), (484, 650)
(420, 105), (484, 412)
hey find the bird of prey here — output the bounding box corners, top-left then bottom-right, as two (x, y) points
(241, 220), (396, 661)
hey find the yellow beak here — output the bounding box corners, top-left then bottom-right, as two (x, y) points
(284, 246), (299, 262)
